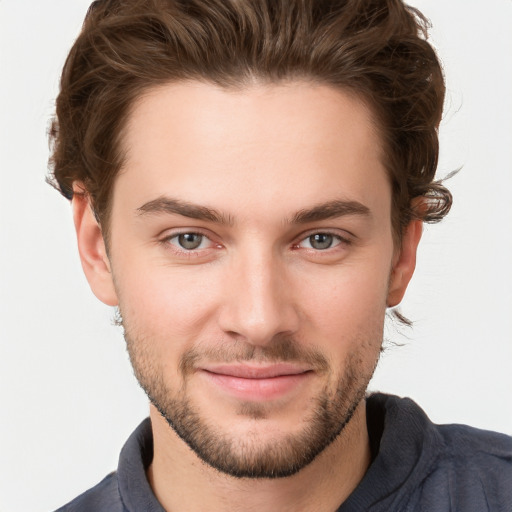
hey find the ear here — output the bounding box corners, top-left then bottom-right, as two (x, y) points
(387, 218), (423, 307)
(72, 184), (118, 306)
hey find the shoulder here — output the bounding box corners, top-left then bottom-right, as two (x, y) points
(54, 471), (125, 512)
(436, 423), (512, 488)
(411, 415), (512, 511)
(365, 394), (512, 511)
(439, 421), (512, 460)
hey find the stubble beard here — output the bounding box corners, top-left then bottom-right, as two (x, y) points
(124, 327), (381, 479)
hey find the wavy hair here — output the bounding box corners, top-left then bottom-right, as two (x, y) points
(48, 0), (451, 246)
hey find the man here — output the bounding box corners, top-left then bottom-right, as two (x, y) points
(48, 0), (511, 510)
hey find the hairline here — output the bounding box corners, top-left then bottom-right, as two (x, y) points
(97, 76), (395, 251)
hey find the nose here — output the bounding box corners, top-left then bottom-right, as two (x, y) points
(217, 247), (300, 346)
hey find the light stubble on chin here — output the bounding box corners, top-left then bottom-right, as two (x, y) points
(124, 329), (381, 479)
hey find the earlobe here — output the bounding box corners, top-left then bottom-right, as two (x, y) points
(72, 184), (118, 306)
(387, 219), (423, 307)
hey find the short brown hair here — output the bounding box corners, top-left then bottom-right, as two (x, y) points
(48, 0), (451, 244)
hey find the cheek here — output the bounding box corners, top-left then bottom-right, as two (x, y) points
(293, 257), (391, 343)
(113, 257), (222, 341)
(115, 266), (222, 385)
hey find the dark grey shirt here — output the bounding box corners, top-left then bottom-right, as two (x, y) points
(55, 394), (512, 511)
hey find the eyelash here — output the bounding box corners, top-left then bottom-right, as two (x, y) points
(293, 231), (352, 252)
(160, 229), (352, 258)
(160, 230), (218, 257)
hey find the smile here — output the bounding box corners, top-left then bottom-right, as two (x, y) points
(199, 364), (314, 401)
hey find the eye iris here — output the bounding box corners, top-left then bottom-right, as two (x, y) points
(178, 233), (203, 250)
(310, 233), (333, 250)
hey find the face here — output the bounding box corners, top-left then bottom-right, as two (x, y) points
(78, 81), (419, 478)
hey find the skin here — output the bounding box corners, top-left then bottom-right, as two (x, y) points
(73, 81), (422, 511)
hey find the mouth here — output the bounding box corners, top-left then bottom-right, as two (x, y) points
(199, 363), (314, 401)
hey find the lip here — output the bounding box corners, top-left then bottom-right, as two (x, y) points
(199, 364), (313, 401)
(203, 363), (312, 379)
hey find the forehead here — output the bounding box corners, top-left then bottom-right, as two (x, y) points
(114, 81), (390, 222)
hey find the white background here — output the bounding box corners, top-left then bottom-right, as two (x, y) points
(1, 1), (511, 511)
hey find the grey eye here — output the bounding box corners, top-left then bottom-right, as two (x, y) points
(309, 233), (334, 250)
(178, 233), (204, 250)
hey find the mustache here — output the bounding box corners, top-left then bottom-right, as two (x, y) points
(179, 336), (329, 376)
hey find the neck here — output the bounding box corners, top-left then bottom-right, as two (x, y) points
(147, 400), (371, 512)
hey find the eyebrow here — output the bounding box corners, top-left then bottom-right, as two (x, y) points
(136, 197), (371, 225)
(137, 197), (234, 225)
(290, 200), (371, 224)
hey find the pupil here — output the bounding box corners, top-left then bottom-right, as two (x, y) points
(310, 233), (333, 250)
(179, 233), (202, 250)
